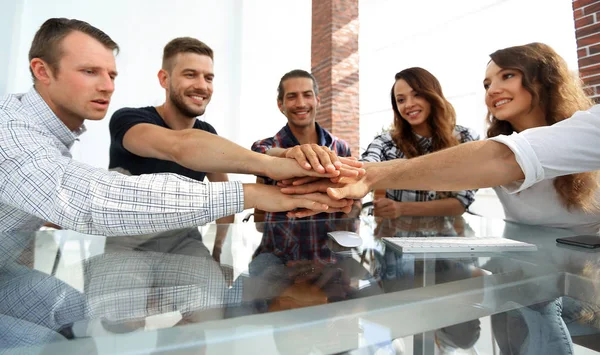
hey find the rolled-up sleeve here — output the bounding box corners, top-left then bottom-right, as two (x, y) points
(250, 139), (273, 154)
(489, 106), (600, 193)
(488, 133), (544, 193)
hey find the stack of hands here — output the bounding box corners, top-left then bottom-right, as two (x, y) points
(255, 144), (372, 218)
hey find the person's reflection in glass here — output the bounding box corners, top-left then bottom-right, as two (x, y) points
(229, 217), (394, 354)
(0, 227), (243, 348)
(81, 227), (241, 334)
(482, 221), (600, 355)
(240, 217), (382, 314)
(0, 231), (86, 351)
(371, 215), (483, 353)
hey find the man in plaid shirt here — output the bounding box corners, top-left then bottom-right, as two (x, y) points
(251, 70), (360, 263)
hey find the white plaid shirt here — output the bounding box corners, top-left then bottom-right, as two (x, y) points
(361, 126), (479, 208)
(0, 88), (244, 235)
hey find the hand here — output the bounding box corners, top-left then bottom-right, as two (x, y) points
(244, 184), (354, 216)
(279, 175), (372, 201)
(286, 192), (355, 218)
(264, 157), (340, 181)
(278, 160), (366, 187)
(283, 144), (364, 175)
(373, 198), (403, 218)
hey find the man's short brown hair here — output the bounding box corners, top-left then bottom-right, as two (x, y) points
(28, 18), (119, 81)
(162, 37), (214, 73)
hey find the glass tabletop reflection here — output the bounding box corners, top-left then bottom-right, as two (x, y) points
(1, 214), (598, 354)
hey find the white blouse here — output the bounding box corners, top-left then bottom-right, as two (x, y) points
(490, 105), (600, 193)
(493, 179), (600, 235)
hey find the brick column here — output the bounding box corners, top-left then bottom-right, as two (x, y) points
(574, 0), (600, 102)
(311, 0), (360, 156)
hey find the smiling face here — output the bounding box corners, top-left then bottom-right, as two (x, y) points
(483, 61), (536, 127)
(38, 31), (117, 129)
(393, 79), (432, 136)
(163, 52), (214, 118)
(278, 77), (320, 129)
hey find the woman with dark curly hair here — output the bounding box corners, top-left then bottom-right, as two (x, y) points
(361, 67), (479, 218)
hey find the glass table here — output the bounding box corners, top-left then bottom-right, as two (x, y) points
(1, 214), (598, 354)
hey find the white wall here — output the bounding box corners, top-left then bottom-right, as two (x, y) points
(359, 0), (579, 152)
(231, 0), (312, 183)
(0, 1), (24, 94)
(236, 0), (312, 151)
(2, 0), (312, 185)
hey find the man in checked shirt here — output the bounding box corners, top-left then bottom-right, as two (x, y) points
(249, 70), (362, 273)
(0, 18), (364, 236)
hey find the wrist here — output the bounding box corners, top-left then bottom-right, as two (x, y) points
(254, 154), (276, 177)
(243, 184), (258, 210)
(395, 201), (404, 218)
(363, 163), (378, 191)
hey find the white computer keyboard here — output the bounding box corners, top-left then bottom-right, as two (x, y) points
(382, 237), (537, 253)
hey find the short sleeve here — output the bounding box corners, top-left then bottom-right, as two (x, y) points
(196, 120), (218, 135)
(109, 108), (156, 153)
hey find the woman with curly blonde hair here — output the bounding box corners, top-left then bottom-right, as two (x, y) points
(484, 42), (599, 232)
(361, 67), (479, 218)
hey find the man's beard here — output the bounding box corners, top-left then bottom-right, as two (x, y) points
(169, 87), (206, 118)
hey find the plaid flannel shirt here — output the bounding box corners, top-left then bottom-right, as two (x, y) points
(251, 123), (353, 263)
(361, 125), (480, 209)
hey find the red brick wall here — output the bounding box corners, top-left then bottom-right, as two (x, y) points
(574, 0), (600, 101)
(311, 0), (360, 157)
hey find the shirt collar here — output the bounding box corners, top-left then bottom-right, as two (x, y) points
(23, 87), (86, 149)
(282, 122), (332, 147)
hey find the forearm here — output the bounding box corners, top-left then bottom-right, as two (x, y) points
(399, 198), (465, 217)
(367, 140), (524, 191)
(172, 130), (273, 176)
